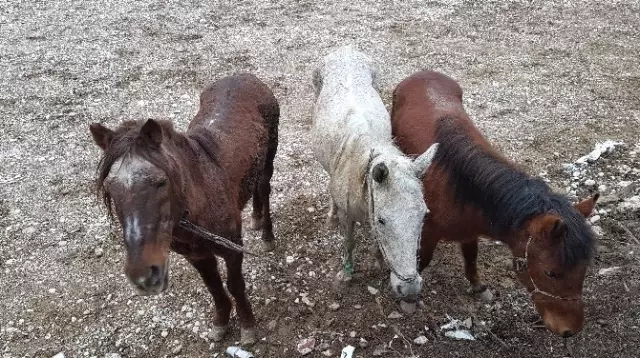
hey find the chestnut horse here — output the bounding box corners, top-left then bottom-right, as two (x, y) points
(391, 71), (598, 338)
(88, 73), (279, 345)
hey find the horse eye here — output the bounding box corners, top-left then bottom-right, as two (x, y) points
(544, 270), (559, 279)
(377, 218), (386, 225)
(155, 180), (167, 188)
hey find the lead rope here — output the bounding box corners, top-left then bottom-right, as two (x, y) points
(517, 236), (579, 301)
(178, 216), (260, 256)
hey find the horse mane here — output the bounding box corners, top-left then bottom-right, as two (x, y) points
(95, 120), (188, 219)
(434, 116), (594, 266)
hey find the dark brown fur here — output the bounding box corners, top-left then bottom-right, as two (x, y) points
(391, 71), (598, 337)
(89, 73), (279, 339)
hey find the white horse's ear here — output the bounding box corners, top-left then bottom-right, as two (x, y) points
(312, 67), (323, 98)
(413, 143), (439, 178)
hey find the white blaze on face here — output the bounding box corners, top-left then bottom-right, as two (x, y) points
(108, 156), (156, 189)
(107, 156), (157, 245)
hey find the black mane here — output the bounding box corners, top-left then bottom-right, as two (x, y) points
(434, 116), (594, 266)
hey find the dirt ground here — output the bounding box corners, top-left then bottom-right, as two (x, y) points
(1, 1), (639, 357)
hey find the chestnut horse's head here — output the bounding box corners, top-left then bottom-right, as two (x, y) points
(511, 193), (599, 337)
(89, 119), (184, 296)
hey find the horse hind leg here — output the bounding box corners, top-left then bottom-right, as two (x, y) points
(460, 239), (493, 302)
(255, 140), (277, 252)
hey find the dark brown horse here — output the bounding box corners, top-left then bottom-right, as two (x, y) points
(88, 73), (279, 345)
(391, 71), (598, 338)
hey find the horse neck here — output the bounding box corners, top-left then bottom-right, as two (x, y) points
(341, 135), (402, 212)
(166, 133), (233, 219)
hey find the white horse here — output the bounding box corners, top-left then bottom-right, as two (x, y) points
(311, 46), (439, 300)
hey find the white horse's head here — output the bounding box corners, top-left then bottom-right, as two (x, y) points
(367, 143), (439, 299)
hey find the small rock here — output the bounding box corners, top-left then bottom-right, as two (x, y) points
(598, 184), (607, 192)
(349, 331), (357, 338)
(592, 226), (604, 237)
(161, 330), (169, 338)
(302, 296), (315, 307)
(285, 256), (295, 264)
(413, 335), (428, 345)
(297, 337), (316, 355)
(387, 311), (402, 319)
(598, 267), (621, 276)
(589, 215), (601, 224)
(94, 247), (104, 257)
(172, 345), (182, 354)
(367, 286), (379, 295)
(267, 320), (277, 331)
(373, 345), (388, 356)
(306, 207), (315, 213)
(353, 304), (362, 309)
(104, 354), (121, 358)
(51, 353), (65, 358)
(359, 337), (368, 348)
(399, 301), (416, 314)
(322, 349), (333, 357)
(328, 303), (340, 311)
(584, 179), (596, 187)
(48, 288), (56, 294)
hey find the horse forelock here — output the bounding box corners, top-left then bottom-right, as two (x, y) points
(434, 116), (594, 267)
(96, 120), (185, 219)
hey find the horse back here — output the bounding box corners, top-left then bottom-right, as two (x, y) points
(189, 74), (279, 206)
(391, 71), (493, 239)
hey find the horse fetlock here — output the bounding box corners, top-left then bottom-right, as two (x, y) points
(249, 216), (263, 230)
(261, 240), (275, 252)
(210, 324), (228, 342)
(240, 328), (257, 346)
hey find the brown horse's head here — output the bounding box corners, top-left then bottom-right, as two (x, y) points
(89, 119), (184, 296)
(511, 193), (599, 337)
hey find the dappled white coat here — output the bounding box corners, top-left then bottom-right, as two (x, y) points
(311, 46), (438, 299)
(312, 46), (393, 222)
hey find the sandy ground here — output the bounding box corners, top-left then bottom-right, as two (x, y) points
(1, 1), (639, 357)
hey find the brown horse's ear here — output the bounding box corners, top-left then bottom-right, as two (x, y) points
(574, 192), (599, 217)
(89, 123), (115, 151)
(549, 218), (567, 241)
(139, 119), (163, 147)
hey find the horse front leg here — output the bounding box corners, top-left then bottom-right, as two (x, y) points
(224, 252), (257, 345)
(336, 217), (355, 283)
(188, 256), (232, 341)
(326, 195), (340, 229)
(460, 239), (493, 302)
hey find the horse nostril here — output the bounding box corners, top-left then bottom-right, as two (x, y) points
(395, 285), (403, 295)
(149, 265), (162, 286)
(561, 330), (575, 338)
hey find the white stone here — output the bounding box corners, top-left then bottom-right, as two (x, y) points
(413, 335), (428, 345)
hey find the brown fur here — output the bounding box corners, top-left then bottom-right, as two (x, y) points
(89, 73), (279, 339)
(391, 71), (598, 337)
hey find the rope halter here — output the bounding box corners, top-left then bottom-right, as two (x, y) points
(513, 236), (580, 301)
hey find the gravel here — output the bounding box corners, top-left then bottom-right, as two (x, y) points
(2, 0), (639, 357)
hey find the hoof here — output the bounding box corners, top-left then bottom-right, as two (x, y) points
(210, 324), (228, 342)
(261, 240), (275, 252)
(399, 300), (417, 315)
(335, 269), (353, 283)
(249, 216), (263, 231)
(240, 328), (257, 346)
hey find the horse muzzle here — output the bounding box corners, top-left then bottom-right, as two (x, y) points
(126, 261), (170, 296)
(390, 272), (422, 300)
